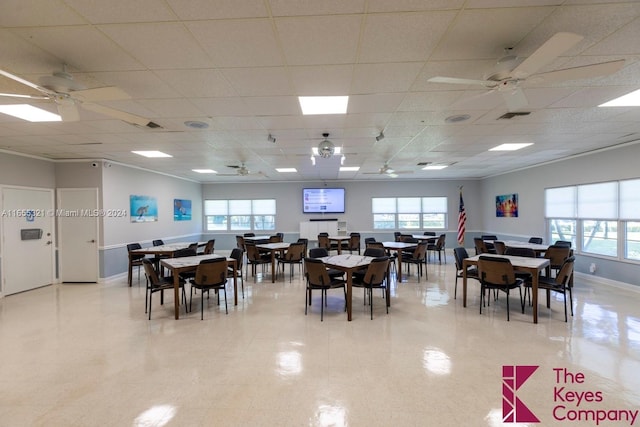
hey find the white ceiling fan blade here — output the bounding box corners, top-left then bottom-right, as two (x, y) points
(71, 86), (131, 102)
(428, 76), (498, 88)
(501, 87), (528, 111)
(57, 100), (80, 121)
(0, 68), (55, 96)
(0, 92), (49, 100)
(81, 102), (158, 128)
(533, 59), (625, 84)
(512, 32), (583, 79)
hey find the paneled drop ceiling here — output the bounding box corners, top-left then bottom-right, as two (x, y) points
(0, 0), (639, 182)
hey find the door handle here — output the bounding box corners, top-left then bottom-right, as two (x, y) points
(88, 239), (96, 243)
(46, 241), (52, 245)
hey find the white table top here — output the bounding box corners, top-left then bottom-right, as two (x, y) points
(466, 253), (549, 269)
(160, 253), (229, 269)
(321, 254), (375, 269)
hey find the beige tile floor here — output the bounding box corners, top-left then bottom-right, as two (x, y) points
(1, 254), (639, 426)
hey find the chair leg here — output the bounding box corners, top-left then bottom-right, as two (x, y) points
(369, 287), (373, 320)
(223, 286), (228, 314)
(305, 287), (309, 315)
(148, 290), (153, 320)
(201, 289), (204, 320)
(506, 289), (510, 321)
(321, 289), (325, 321)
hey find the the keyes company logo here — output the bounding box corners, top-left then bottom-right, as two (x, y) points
(503, 365), (540, 423)
(502, 365), (639, 425)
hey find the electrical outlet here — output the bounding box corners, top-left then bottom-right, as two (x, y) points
(589, 263), (597, 273)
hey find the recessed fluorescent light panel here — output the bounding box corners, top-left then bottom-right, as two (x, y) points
(276, 168), (297, 173)
(340, 166), (360, 172)
(192, 169), (216, 173)
(299, 96), (348, 115)
(0, 104), (62, 122)
(422, 165), (448, 170)
(599, 89), (640, 107)
(132, 151), (172, 158)
(489, 143), (533, 151)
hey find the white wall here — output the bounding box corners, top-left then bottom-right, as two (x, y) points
(481, 141), (640, 285)
(202, 179), (482, 248)
(101, 163), (202, 277)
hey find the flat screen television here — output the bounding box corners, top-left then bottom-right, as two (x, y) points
(302, 188), (345, 214)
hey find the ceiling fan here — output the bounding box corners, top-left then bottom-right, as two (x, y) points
(363, 162), (412, 178)
(428, 32), (625, 111)
(0, 65), (160, 128)
(217, 162), (263, 177)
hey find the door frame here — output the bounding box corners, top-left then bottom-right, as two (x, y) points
(1, 185), (56, 297)
(57, 187), (100, 283)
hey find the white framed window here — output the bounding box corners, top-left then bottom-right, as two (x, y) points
(372, 197), (447, 230)
(204, 199), (276, 231)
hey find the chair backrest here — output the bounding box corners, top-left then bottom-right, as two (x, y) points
(453, 247), (469, 271)
(528, 237), (543, 244)
(423, 231), (436, 236)
(435, 234), (446, 249)
(317, 234), (331, 250)
(194, 257), (227, 286)
(142, 258), (160, 286)
(366, 241), (385, 250)
(269, 235), (280, 243)
(244, 233), (256, 237)
(296, 238), (309, 257)
(285, 242), (305, 261)
(504, 247), (535, 258)
(245, 243), (261, 261)
(308, 247), (328, 258)
(203, 239), (215, 254)
(127, 242), (145, 260)
(173, 248), (196, 258)
(363, 247), (385, 257)
(400, 234), (416, 243)
(411, 241), (428, 260)
(555, 256), (575, 287)
(349, 233), (360, 250)
(276, 232), (284, 241)
(152, 239), (164, 246)
(478, 256), (516, 286)
(545, 245), (571, 266)
(364, 237), (376, 246)
(554, 240), (572, 248)
(188, 242), (198, 251)
(474, 237), (489, 254)
(363, 257), (390, 286)
(394, 231), (402, 241)
(482, 234), (498, 241)
(493, 241), (506, 255)
(236, 235), (246, 251)
(127, 242), (142, 251)
(304, 257), (331, 287)
(229, 248), (243, 270)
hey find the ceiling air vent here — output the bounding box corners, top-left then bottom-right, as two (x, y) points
(498, 112), (531, 120)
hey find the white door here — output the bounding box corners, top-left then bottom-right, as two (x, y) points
(58, 188), (99, 283)
(1, 187), (55, 295)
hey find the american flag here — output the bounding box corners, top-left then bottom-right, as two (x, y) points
(457, 189), (466, 245)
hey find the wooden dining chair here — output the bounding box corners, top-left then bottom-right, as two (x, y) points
(352, 256), (390, 319)
(477, 256), (525, 321)
(142, 258), (188, 320)
(189, 257), (229, 320)
(304, 257), (346, 321)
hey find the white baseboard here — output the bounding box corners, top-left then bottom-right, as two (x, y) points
(575, 272), (640, 293)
